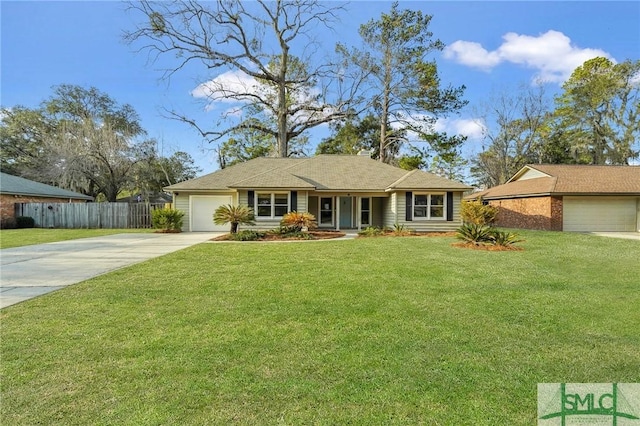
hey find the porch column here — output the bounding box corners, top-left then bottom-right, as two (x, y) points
(336, 196), (340, 231)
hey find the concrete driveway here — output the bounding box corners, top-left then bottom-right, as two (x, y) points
(0, 232), (220, 309)
(588, 232), (640, 240)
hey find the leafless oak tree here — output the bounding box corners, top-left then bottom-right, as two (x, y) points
(125, 0), (363, 158)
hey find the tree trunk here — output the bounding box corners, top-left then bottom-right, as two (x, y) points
(231, 222), (239, 234)
(277, 47), (289, 158)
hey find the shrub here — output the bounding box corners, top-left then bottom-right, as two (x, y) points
(461, 199), (498, 225)
(275, 225), (299, 235)
(15, 216), (35, 229)
(151, 208), (184, 232)
(490, 230), (524, 247)
(280, 211), (317, 232)
(358, 226), (385, 237)
(0, 217), (17, 229)
(229, 230), (265, 241)
(392, 223), (413, 236)
(456, 223), (494, 245)
(213, 204), (255, 234)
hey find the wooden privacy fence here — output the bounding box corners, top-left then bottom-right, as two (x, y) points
(15, 203), (169, 229)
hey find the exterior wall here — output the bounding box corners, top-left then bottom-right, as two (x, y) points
(517, 168), (549, 181)
(174, 188), (468, 233)
(174, 193), (191, 232)
(488, 196), (562, 231)
(382, 192), (397, 229)
(1, 194), (86, 225)
(396, 191), (464, 232)
(550, 196), (563, 231)
(383, 191), (464, 232)
(238, 190), (309, 231)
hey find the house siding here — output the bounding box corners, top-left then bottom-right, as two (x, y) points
(383, 193), (396, 229)
(238, 190), (309, 231)
(174, 194), (191, 232)
(488, 196), (562, 231)
(396, 191), (464, 232)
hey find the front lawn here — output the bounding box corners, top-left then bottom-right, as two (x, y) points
(0, 228), (153, 249)
(1, 231), (639, 424)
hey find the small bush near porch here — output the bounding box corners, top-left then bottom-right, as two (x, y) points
(1, 231), (638, 424)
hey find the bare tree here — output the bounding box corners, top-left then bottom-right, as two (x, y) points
(471, 84), (550, 188)
(125, 0), (362, 158)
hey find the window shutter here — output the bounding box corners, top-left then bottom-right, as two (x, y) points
(248, 191), (255, 209)
(405, 191), (413, 222)
(446, 192), (454, 221)
(290, 191), (297, 212)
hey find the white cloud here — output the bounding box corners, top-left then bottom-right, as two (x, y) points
(444, 30), (613, 83)
(191, 70), (266, 106)
(443, 41), (501, 71)
(435, 118), (485, 141)
(191, 69), (324, 121)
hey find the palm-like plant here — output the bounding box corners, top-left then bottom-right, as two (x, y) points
(280, 211), (317, 232)
(213, 204), (255, 234)
(455, 223), (494, 245)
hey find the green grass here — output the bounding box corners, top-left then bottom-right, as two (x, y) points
(1, 231), (639, 425)
(0, 228), (153, 249)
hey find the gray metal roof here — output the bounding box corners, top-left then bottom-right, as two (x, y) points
(165, 155), (471, 192)
(0, 172), (94, 200)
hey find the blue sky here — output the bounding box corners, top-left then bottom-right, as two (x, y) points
(2, 1), (639, 175)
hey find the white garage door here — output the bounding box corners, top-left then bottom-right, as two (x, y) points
(190, 195), (233, 231)
(563, 196), (637, 232)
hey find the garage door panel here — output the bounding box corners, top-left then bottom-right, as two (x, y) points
(191, 196), (233, 231)
(563, 196), (636, 232)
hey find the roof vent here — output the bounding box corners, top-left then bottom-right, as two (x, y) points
(357, 149), (373, 157)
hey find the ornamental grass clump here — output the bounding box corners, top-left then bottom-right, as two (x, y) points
(456, 223), (494, 245)
(357, 226), (385, 237)
(490, 230), (524, 247)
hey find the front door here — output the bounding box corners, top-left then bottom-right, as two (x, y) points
(340, 197), (353, 228)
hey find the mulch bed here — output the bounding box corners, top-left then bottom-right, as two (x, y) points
(357, 231), (457, 238)
(211, 230), (346, 242)
(451, 242), (524, 251)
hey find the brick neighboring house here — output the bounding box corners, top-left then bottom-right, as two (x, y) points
(0, 172), (93, 225)
(467, 164), (640, 232)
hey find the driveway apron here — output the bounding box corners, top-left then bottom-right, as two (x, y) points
(0, 233), (219, 309)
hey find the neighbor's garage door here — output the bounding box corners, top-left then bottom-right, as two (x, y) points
(190, 195), (233, 231)
(563, 196), (637, 232)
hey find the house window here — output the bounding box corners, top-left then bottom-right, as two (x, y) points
(257, 192), (289, 218)
(360, 197), (371, 226)
(414, 193), (445, 220)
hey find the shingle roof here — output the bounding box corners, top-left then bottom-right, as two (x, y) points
(468, 164), (640, 200)
(0, 172), (93, 200)
(166, 155), (471, 192)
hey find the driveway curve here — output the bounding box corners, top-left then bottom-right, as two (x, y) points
(0, 232), (219, 309)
